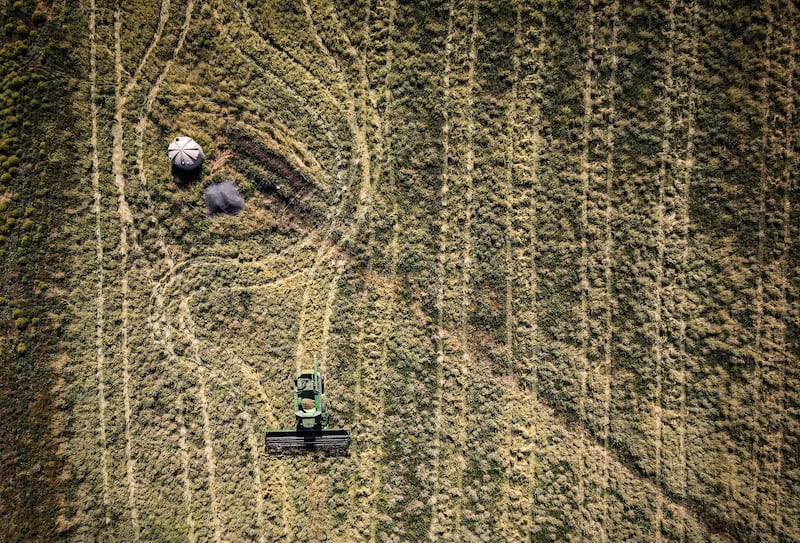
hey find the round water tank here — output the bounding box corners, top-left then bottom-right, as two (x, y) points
(168, 136), (204, 170)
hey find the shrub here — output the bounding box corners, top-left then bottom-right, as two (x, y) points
(32, 11), (47, 25)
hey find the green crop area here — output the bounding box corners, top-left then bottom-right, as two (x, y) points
(1, 0), (798, 541)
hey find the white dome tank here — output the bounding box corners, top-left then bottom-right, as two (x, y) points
(168, 136), (204, 170)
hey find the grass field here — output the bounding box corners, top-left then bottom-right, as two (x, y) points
(0, 0), (798, 541)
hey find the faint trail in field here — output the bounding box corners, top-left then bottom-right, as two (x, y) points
(578, 0), (595, 426)
(428, 2), (477, 540)
(122, 0), (170, 100)
(502, 5), (518, 378)
(88, 0), (110, 523)
(146, 272), (199, 540)
(149, 256), (291, 542)
(345, 230), (398, 542)
(342, 3), (402, 533)
(198, 366), (223, 543)
(495, 8), (524, 541)
(320, 0), (395, 197)
(750, 4), (798, 540)
(168, 265), (296, 541)
(774, 11), (796, 539)
(497, 382), (541, 539)
(140, 0), (195, 115)
(676, 3), (700, 540)
(304, 456), (331, 541)
(234, 0), (345, 111)
(174, 275), (285, 422)
(319, 257), (346, 370)
(496, 6), (534, 537)
(654, 5), (670, 536)
(112, 7), (140, 539)
(134, 0), (197, 275)
(358, 0), (398, 113)
(301, 0), (372, 218)
(245, 419), (266, 543)
(176, 393), (197, 543)
(601, 3), (619, 540)
(496, 4), (541, 538)
(750, 3), (775, 537)
(576, 1), (596, 536)
(293, 241), (337, 371)
(427, 1), (454, 538)
(178, 298), (223, 543)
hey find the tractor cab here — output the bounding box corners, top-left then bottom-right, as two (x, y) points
(293, 369), (326, 429)
(265, 357), (350, 450)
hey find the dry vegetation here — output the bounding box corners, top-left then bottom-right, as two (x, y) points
(0, 0), (798, 541)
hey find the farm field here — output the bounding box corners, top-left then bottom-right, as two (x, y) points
(0, 0), (799, 542)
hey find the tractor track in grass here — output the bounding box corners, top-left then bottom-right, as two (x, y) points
(112, 6), (140, 539)
(749, 5), (798, 540)
(677, 4), (699, 539)
(176, 293), (291, 541)
(122, 0), (171, 100)
(313, 0), (394, 209)
(601, 3), (618, 538)
(774, 10), (796, 538)
(222, 2), (348, 165)
(345, 240), (398, 542)
(235, 0), (348, 111)
(151, 295), (277, 542)
(654, 0), (699, 537)
(578, 0), (595, 427)
(301, 0), (373, 218)
(428, 2), (477, 540)
(427, 1), (454, 538)
(88, 0), (111, 524)
(133, 0), (195, 275)
(178, 298), (223, 543)
(245, 420), (267, 543)
(319, 257), (346, 370)
(163, 261), (301, 540)
(339, 5), (400, 536)
(497, 6), (520, 538)
(669, 0), (698, 543)
(357, 0), (398, 113)
(293, 241), (340, 372)
(575, 1), (620, 537)
(750, 3), (775, 536)
(577, 0), (597, 533)
(654, 19), (669, 543)
(109, 0), (195, 532)
(176, 393), (198, 542)
(496, 3), (544, 538)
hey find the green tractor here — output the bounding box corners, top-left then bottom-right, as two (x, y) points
(265, 357), (350, 450)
